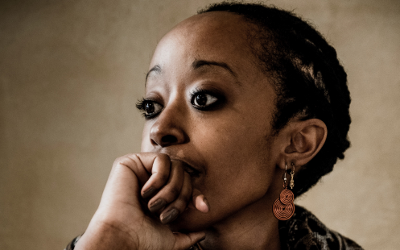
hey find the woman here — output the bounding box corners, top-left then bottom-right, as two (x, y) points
(67, 2), (363, 249)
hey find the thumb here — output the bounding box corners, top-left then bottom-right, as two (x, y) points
(173, 231), (205, 250)
(191, 189), (210, 213)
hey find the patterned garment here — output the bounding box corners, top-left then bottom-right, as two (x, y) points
(65, 206), (363, 250)
(278, 206), (363, 250)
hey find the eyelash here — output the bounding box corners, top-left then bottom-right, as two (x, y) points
(136, 88), (222, 120)
(136, 98), (163, 119)
(189, 88), (220, 110)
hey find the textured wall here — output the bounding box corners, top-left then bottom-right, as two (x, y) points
(0, 0), (399, 249)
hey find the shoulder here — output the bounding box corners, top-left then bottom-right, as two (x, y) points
(280, 206), (364, 250)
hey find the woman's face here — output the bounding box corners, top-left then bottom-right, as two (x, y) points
(141, 12), (281, 231)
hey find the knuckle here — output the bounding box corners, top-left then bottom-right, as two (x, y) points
(112, 154), (141, 172)
(113, 156), (124, 165)
(113, 154), (135, 165)
(167, 187), (180, 199)
(178, 193), (191, 204)
(157, 172), (170, 183)
(181, 190), (191, 202)
(173, 197), (189, 212)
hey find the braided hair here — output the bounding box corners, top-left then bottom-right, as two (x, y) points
(199, 2), (351, 197)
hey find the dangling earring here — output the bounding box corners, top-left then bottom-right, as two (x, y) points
(273, 162), (295, 220)
(290, 162), (295, 190)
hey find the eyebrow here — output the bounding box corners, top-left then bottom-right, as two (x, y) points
(145, 60), (238, 84)
(192, 59), (237, 78)
(145, 65), (161, 82)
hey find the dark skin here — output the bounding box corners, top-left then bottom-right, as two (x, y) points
(75, 12), (327, 250)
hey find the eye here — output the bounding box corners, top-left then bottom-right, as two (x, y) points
(136, 99), (163, 119)
(191, 90), (219, 109)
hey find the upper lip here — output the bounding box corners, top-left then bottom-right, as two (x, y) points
(168, 156), (203, 177)
(154, 147), (204, 176)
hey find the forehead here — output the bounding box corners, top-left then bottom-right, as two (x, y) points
(149, 12), (259, 74)
(172, 11), (250, 43)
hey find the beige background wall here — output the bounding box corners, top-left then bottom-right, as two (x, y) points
(1, 0), (399, 249)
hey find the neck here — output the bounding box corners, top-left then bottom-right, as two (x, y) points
(199, 195), (281, 250)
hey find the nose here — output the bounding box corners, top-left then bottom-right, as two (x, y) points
(149, 105), (187, 147)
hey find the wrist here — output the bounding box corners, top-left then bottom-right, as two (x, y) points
(74, 215), (140, 250)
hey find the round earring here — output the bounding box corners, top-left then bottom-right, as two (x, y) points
(273, 163), (295, 220)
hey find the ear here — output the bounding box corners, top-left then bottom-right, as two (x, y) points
(280, 119), (327, 168)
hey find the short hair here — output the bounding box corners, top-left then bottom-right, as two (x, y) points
(199, 2), (351, 197)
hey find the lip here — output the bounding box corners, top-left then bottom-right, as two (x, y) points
(169, 157), (203, 177)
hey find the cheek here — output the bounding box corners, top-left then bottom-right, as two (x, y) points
(192, 117), (276, 213)
(193, 110), (274, 175)
(141, 123), (152, 151)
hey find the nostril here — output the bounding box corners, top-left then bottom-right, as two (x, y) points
(151, 139), (158, 146)
(161, 135), (177, 145)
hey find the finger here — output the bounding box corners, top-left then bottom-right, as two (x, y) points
(115, 154), (151, 186)
(148, 161), (184, 214)
(140, 153), (172, 199)
(159, 171), (192, 224)
(115, 152), (170, 186)
(173, 232), (206, 250)
(102, 161), (142, 207)
(192, 189), (210, 213)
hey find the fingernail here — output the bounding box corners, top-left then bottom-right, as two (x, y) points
(203, 197), (209, 208)
(142, 187), (156, 199)
(149, 199), (167, 213)
(161, 208), (179, 224)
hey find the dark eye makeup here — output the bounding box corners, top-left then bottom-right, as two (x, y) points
(190, 88), (222, 110)
(136, 98), (163, 119)
(136, 87), (224, 119)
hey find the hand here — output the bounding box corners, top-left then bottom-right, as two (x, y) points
(74, 153), (208, 250)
